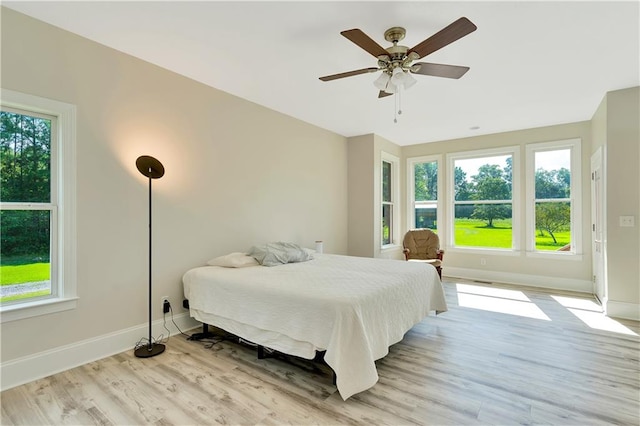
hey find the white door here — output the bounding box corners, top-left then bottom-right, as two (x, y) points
(591, 148), (606, 304)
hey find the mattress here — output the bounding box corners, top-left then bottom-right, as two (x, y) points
(183, 253), (447, 399)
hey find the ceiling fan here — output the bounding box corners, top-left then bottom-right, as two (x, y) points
(319, 17), (477, 98)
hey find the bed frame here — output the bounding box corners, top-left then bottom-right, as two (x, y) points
(183, 299), (337, 384)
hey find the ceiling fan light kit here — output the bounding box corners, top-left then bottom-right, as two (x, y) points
(319, 17), (477, 122)
(373, 72), (391, 90)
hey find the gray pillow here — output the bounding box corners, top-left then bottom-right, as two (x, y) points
(249, 242), (313, 267)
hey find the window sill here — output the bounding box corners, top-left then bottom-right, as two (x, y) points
(526, 251), (583, 261)
(446, 247), (521, 256)
(0, 297), (78, 323)
(444, 247), (584, 261)
(380, 244), (401, 252)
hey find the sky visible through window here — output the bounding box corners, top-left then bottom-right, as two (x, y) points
(457, 151), (570, 180)
(457, 155), (510, 181)
(536, 149), (570, 171)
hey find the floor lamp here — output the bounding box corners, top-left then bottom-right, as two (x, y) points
(134, 155), (165, 358)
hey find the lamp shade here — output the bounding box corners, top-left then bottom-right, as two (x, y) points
(373, 73), (390, 90)
(136, 155), (165, 179)
(391, 67), (405, 85)
(385, 81), (397, 94)
(403, 72), (417, 89)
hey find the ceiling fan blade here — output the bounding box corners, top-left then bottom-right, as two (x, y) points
(411, 62), (470, 79)
(319, 67), (378, 82)
(341, 29), (389, 58)
(408, 17), (477, 60)
(378, 90), (393, 98)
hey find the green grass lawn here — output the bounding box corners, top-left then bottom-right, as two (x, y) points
(0, 263), (50, 285)
(0, 262), (51, 303)
(455, 219), (513, 248)
(1, 289), (51, 302)
(535, 230), (571, 251)
(455, 219), (570, 250)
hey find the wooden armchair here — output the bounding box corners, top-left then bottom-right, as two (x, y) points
(402, 229), (444, 279)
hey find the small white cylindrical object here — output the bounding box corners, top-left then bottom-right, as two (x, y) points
(315, 240), (324, 254)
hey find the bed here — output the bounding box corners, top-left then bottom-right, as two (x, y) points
(182, 251), (447, 400)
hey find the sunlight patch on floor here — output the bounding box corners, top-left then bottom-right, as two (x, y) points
(551, 295), (638, 336)
(456, 284), (550, 320)
(568, 309), (637, 335)
(551, 295), (602, 312)
(456, 283), (531, 301)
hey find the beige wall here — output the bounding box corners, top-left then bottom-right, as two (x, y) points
(402, 121), (594, 289)
(347, 134), (375, 257)
(1, 8), (348, 363)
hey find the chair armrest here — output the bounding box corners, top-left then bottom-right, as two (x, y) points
(402, 248), (410, 261)
(436, 249), (444, 260)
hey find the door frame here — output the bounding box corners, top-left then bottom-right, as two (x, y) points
(590, 146), (607, 307)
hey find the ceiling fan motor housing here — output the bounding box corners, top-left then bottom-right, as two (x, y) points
(381, 46), (412, 72)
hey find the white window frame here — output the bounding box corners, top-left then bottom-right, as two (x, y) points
(446, 146), (521, 254)
(407, 155), (442, 231)
(525, 138), (582, 259)
(381, 151), (400, 249)
(0, 89), (77, 322)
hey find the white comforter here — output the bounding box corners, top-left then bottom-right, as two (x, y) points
(183, 253), (447, 399)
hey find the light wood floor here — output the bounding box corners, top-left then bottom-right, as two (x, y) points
(2, 279), (639, 425)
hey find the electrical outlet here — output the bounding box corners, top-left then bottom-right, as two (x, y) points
(161, 296), (169, 306)
(619, 216), (635, 227)
(161, 296), (170, 314)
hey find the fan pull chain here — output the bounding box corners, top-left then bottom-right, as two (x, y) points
(394, 93), (398, 124)
(394, 88), (403, 124)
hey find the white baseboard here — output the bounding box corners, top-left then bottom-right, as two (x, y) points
(606, 300), (640, 321)
(0, 312), (201, 392)
(444, 266), (593, 294)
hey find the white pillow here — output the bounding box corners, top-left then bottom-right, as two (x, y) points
(206, 252), (259, 268)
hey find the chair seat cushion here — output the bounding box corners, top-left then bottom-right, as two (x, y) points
(408, 258), (442, 268)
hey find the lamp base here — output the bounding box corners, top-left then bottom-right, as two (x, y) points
(134, 342), (166, 358)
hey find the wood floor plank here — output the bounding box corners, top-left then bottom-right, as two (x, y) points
(2, 279), (638, 425)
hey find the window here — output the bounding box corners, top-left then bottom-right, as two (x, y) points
(381, 152), (399, 247)
(0, 89), (76, 322)
(526, 139), (581, 256)
(408, 156), (441, 231)
(448, 147), (520, 250)
(1, 108), (55, 302)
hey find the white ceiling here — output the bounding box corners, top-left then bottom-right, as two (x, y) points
(4, 1), (639, 146)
